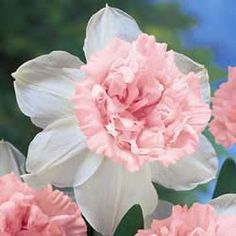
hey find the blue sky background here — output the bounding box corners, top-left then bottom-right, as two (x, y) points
(155, 0), (236, 69)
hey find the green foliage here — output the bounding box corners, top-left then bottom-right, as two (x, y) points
(154, 182), (209, 206)
(91, 205), (144, 236)
(185, 49), (225, 83)
(0, 93), (39, 154)
(213, 159), (236, 198)
(203, 129), (228, 157)
(114, 205), (144, 236)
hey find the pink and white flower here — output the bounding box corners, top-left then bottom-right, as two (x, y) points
(0, 142), (87, 235)
(136, 194), (236, 236)
(209, 67), (236, 148)
(74, 33), (210, 171)
(12, 5), (217, 235)
(0, 173), (87, 236)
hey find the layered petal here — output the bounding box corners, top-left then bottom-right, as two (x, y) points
(137, 199), (236, 236)
(209, 67), (236, 148)
(76, 33), (211, 171)
(145, 200), (173, 228)
(74, 159), (157, 236)
(23, 116), (103, 188)
(12, 51), (84, 128)
(83, 4), (141, 59)
(0, 173), (87, 236)
(210, 194), (236, 216)
(150, 135), (217, 191)
(174, 52), (210, 104)
(35, 186), (87, 236)
(212, 194), (236, 236)
(0, 141), (25, 176)
(0, 173), (32, 201)
(136, 203), (223, 236)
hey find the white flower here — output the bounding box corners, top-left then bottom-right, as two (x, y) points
(12, 5), (217, 236)
(0, 140), (25, 176)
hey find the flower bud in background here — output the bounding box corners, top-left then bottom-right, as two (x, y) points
(0, 173), (87, 236)
(137, 194), (236, 236)
(210, 67), (236, 148)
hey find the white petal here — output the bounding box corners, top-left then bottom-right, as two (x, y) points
(0, 141), (25, 176)
(23, 116), (103, 188)
(151, 135), (217, 191)
(83, 4), (142, 60)
(145, 200), (173, 228)
(12, 51), (84, 128)
(74, 160), (157, 236)
(174, 52), (210, 104)
(210, 194), (236, 216)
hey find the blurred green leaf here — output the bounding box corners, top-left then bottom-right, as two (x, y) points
(203, 129), (228, 157)
(93, 232), (102, 236)
(114, 205), (143, 236)
(154, 183), (206, 206)
(213, 159), (236, 198)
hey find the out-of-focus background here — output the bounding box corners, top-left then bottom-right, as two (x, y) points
(0, 0), (235, 204)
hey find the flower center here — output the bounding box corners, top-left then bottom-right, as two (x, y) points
(74, 34), (210, 170)
(92, 69), (166, 152)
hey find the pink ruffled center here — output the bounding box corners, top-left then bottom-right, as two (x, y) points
(74, 34), (210, 171)
(136, 203), (236, 236)
(0, 193), (65, 235)
(0, 173), (87, 236)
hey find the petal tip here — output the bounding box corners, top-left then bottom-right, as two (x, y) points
(11, 71), (17, 79)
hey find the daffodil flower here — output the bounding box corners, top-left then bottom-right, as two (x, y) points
(12, 5), (217, 235)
